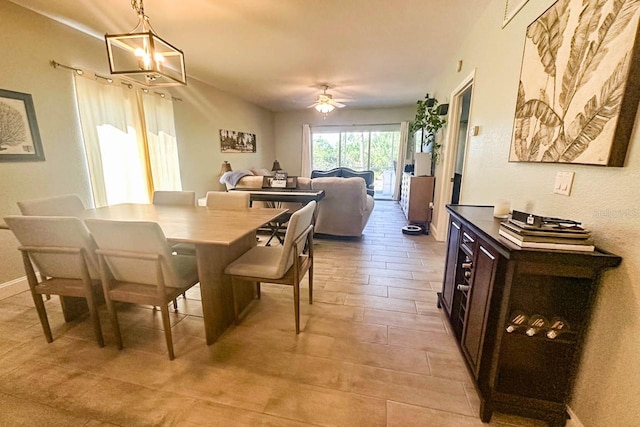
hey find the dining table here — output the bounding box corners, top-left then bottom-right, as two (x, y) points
(77, 203), (287, 344)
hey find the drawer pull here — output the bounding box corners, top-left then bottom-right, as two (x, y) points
(452, 222), (461, 230)
(462, 232), (475, 244)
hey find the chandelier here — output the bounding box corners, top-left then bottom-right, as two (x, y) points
(105, 0), (186, 86)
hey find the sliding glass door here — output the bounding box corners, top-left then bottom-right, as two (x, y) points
(311, 124), (401, 199)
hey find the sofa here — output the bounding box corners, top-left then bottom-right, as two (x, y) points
(311, 177), (375, 237)
(226, 173), (374, 237)
(311, 167), (375, 196)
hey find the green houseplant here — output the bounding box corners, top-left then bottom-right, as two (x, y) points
(411, 93), (447, 165)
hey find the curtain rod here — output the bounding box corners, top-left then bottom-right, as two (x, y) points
(50, 59), (181, 101)
(310, 122), (402, 128)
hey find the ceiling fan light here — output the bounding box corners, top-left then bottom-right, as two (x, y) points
(315, 102), (335, 114)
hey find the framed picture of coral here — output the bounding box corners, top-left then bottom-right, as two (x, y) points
(0, 89), (45, 162)
(509, 0), (640, 166)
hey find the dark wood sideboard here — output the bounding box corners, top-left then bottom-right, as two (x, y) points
(438, 205), (621, 426)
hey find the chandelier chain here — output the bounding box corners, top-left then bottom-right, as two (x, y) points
(131, 0), (145, 16)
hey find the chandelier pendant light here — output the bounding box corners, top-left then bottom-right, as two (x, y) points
(105, 0), (186, 86)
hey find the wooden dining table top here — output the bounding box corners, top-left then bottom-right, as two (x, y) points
(79, 203), (287, 246)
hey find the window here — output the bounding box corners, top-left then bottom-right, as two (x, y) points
(75, 76), (182, 207)
(311, 124), (401, 199)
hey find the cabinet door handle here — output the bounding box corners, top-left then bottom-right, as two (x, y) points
(457, 284), (470, 291)
(452, 222), (461, 230)
(480, 246), (495, 260)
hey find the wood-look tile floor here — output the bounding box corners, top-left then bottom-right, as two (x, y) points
(0, 201), (546, 426)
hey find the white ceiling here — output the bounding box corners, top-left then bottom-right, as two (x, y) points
(10, 0), (493, 111)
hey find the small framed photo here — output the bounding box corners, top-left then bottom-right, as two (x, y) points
(0, 89), (45, 161)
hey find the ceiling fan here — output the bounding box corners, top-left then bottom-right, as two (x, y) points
(308, 85), (346, 114)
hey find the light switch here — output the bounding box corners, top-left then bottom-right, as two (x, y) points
(553, 171), (574, 196)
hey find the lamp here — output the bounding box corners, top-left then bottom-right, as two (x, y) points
(271, 160), (282, 172)
(105, 0), (186, 86)
(219, 161), (232, 175)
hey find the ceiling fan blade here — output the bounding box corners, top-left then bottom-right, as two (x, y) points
(307, 102), (319, 108)
(333, 101), (346, 108)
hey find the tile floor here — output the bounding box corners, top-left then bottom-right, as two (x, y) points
(0, 201), (547, 426)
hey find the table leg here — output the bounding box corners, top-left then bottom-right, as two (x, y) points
(60, 296), (89, 322)
(196, 233), (257, 344)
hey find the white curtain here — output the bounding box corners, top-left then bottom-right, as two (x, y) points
(393, 121), (409, 200)
(301, 124), (311, 177)
(142, 93), (183, 191)
(74, 76), (149, 207)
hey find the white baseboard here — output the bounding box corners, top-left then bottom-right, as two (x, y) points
(566, 406), (584, 427)
(0, 275), (29, 300)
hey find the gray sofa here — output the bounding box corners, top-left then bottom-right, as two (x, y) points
(310, 168), (375, 196)
(228, 174), (374, 237)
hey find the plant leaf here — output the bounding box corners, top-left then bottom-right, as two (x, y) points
(520, 99), (563, 127)
(581, 0), (640, 87)
(555, 54), (629, 161)
(513, 94), (562, 160)
(526, 0), (570, 77)
(560, 0), (606, 109)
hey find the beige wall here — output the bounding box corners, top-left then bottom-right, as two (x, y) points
(0, 1), (275, 283)
(274, 107), (415, 175)
(428, 0), (640, 425)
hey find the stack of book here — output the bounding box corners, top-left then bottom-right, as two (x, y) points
(499, 217), (595, 252)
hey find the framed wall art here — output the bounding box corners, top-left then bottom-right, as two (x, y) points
(503, 0), (530, 28)
(0, 89), (45, 161)
(509, 0), (640, 166)
(219, 129), (256, 153)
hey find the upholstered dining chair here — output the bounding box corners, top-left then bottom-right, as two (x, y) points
(152, 190), (197, 257)
(205, 191), (250, 209)
(17, 194), (86, 216)
(85, 219), (200, 360)
(152, 190), (196, 206)
(224, 201), (316, 334)
(4, 215), (104, 347)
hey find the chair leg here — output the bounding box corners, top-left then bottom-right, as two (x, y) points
(105, 298), (123, 350)
(256, 282), (261, 299)
(160, 304), (175, 360)
(293, 282), (300, 334)
(308, 266), (313, 305)
(32, 292), (53, 343)
(230, 277), (239, 325)
(173, 298), (178, 311)
(85, 291), (104, 347)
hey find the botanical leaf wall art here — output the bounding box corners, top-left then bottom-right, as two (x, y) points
(509, 0), (640, 166)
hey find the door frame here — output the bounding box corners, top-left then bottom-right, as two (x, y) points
(434, 70), (475, 242)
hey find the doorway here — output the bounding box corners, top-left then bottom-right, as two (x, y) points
(451, 86), (472, 204)
(433, 71), (475, 242)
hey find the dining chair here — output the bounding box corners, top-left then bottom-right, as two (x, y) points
(17, 194), (86, 216)
(85, 219), (200, 360)
(152, 190), (196, 206)
(205, 191), (250, 209)
(224, 201), (316, 334)
(4, 215), (104, 347)
(152, 190), (197, 257)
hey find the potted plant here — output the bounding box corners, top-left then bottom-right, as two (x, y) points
(411, 93), (447, 165)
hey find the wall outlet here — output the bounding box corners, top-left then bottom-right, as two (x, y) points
(553, 171), (574, 196)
